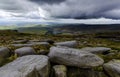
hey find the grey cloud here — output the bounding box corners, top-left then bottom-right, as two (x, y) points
(0, 0), (120, 19)
(29, 0), (65, 4)
(40, 0), (120, 19)
(0, 0), (39, 13)
(0, 0), (42, 19)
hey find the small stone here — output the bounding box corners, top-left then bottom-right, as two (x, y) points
(15, 47), (36, 56)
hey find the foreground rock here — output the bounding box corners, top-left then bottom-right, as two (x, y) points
(81, 47), (111, 54)
(0, 47), (10, 58)
(48, 46), (104, 68)
(103, 59), (120, 77)
(15, 47), (36, 56)
(0, 55), (50, 77)
(55, 41), (78, 48)
(53, 65), (67, 77)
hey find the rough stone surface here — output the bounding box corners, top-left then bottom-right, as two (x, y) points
(0, 55), (50, 77)
(15, 47), (36, 56)
(55, 40), (78, 48)
(103, 59), (120, 77)
(48, 46), (104, 68)
(27, 42), (50, 49)
(81, 47), (111, 54)
(0, 69), (22, 77)
(53, 65), (67, 77)
(0, 47), (10, 58)
(13, 40), (28, 44)
(27, 42), (49, 46)
(11, 44), (34, 47)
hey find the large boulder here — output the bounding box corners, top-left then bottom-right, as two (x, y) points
(48, 46), (104, 68)
(55, 40), (78, 48)
(81, 47), (111, 54)
(0, 47), (10, 58)
(0, 55), (50, 77)
(103, 59), (120, 77)
(53, 65), (67, 77)
(15, 47), (36, 56)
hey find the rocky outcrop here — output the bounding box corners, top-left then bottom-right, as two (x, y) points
(81, 47), (111, 54)
(0, 55), (50, 77)
(54, 41), (78, 48)
(15, 47), (36, 56)
(53, 65), (67, 77)
(48, 46), (104, 68)
(103, 59), (120, 77)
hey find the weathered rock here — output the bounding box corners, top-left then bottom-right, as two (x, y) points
(0, 47), (10, 58)
(11, 44), (34, 47)
(55, 40), (78, 48)
(13, 39), (28, 44)
(81, 47), (111, 54)
(48, 46), (104, 68)
(0, 69), (22, 77)
(15, 47), (36, 56)
(103, 59), (120, 77)
(27, 42), (49, 45)
(27, 42), (50, 48)
(53, 65), (67, 77)
(0, 55), (50, 77)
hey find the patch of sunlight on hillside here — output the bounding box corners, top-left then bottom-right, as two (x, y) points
(0, 25), (17, 30)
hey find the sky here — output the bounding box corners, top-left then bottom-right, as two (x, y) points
(1, 0), (120, 24)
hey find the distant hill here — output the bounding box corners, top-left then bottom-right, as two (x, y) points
(16, 24), (120, 34)
(52, 24), (120, 33)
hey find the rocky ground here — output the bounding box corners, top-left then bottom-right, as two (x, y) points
(0, 30), (120, 77)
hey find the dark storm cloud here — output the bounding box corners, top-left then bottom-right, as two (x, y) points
(29, 0), (65, 4)
(39, 0), (120, 19)
(0, 0), (120, 19)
